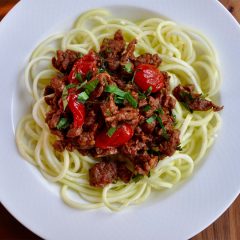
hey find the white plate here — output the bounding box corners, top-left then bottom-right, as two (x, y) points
(0, 0), (239, 239)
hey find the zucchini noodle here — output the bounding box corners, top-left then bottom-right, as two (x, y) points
(16, 9), (222, 211)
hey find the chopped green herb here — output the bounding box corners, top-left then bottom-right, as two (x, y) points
(132, 174), (144, 183)
(76, 72), (83, 82)
(62, 86), (69, 110)
(84, 79), (99, 95)
(77, 80), (87, 90)
(107, 127), (117, 137)
(86, 71), (93, 81)
(66, 84), (76, 89)
(155, 108), (163, 115)
(98, 68), (105, 73)
(143, 105), (151, 112)
(77, 92), (89, 103)
(148, 171), (151, 177)
(156, 116), (169, 140)
(105, 85), (126, 98)
(114, 95), (124, 105)
(125, 93), (138, 108)
(123, 62), (132, 73)
(146, 115), (156, 124)
(105, 85), (138, 108)
(146, 86), (152, 95)
(138, 91), (146, 100)
(176, 145), (183, 151)
(57, 118), (70, 130)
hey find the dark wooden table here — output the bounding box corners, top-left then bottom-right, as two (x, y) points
(0, 0), (239, 239)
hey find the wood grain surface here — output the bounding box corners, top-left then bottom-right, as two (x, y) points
(0, 0), (239, 239)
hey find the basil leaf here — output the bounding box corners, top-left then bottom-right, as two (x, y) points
(123, 62), (132, 73)
(107, 127), (117, 137)
(84, 79), (99, 95)
(77, 92), (89, 103)
(66, 84), (76, 89)
(86, 71), (93, 81)
(62, 86), (69, 110)
(125, 92), (138, 108)
(105, 85), (126, 98)
(57, 118), (70, 130)
(76, 72), (83, 82)
(143, 105), (151, 112)
(156, 116), (169, 140)
(146, 115), (156, 124)
(155, 108), (163, 115)
(105, 85), (138, 108)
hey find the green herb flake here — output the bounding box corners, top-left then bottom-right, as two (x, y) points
(155, 108), (163, 115)
(105, 85), (137, 108)
(106, 109), (111, 116)
(62, 87), (69, 110)
(84, 79), (99, 95)
(107, 127), (117, 137)
(146, 86), (152, 95)
(76, 72), (83, 82)
(78, 53), (83, 58)
(132, 174), (144, 183)
(105, 85), (126, 98)
(114, 95), (124, 105)
(146, 115), (156, 124)
(156, 116), (169, 140)
(86, 71), (93, 81)
(57, 118), (70, 130)
(143, 105), (151, 112)
(77, 92), (89, 103)
(125, 93), (138, 108)
(66, 84), (76, 89)
(98, 68), (105, 73)
(123, 62), (133, 73)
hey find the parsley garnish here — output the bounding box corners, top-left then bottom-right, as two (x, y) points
(123, 62), (132, 73)
(107, 127), (117, 137)
(155, 108), (163, 115)
(146, 115), (156, 124)
(57, 118), (70, 130)
(62, 86), (69, 110)
(86, 71), (93, 81)
(156, 116), (169, 140)
(84, 79), (99, 95)
(76, 72), (83, 82)
(146, 86), (152, 95)
(143, 105), (151, 112)
(77, 92), (89, 103)
(98, 68), (105, 73)
(105, 85), (138, 108)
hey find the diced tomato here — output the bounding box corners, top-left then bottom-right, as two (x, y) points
(95, 124), (134, 149)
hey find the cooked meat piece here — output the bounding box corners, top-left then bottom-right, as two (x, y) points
(117, 162), (133, 183)
(121, 39), (137, 63)
(159, 129), (180, 156)
(134, 53), (162, 68)
(52, 50), (80, 73)
(134, 154), (158, 175)
(173, 84), (223, 112)
(95, 147), (118, 158)
(89, 161), (117, 187)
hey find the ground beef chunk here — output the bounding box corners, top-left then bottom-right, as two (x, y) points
(44, 85), (54, 96)
(173, 84), (223, 112)
(100, 30), (125, 71)
(100, 95), (118, 120)
(66, 127), (82, 138)
(134, 154), (158, 175)
(120, 139), (147, 156)
(89, 161), (118, 187)
(134, 53), (162, 68)
(53, 140), (66, 152)
(121, 39), (137, 63)
(117, 162), (133, 183)
(95, 147), (118, 158)
(77, 129), (96, 149)
(159, 129), (180, 156)
(45, 110), (62, 129)
(52, 50), (79, 73)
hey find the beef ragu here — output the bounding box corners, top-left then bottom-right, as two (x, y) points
(44, 30), (223, 187)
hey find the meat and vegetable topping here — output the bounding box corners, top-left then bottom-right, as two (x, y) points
(44, 30), (223, 187)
